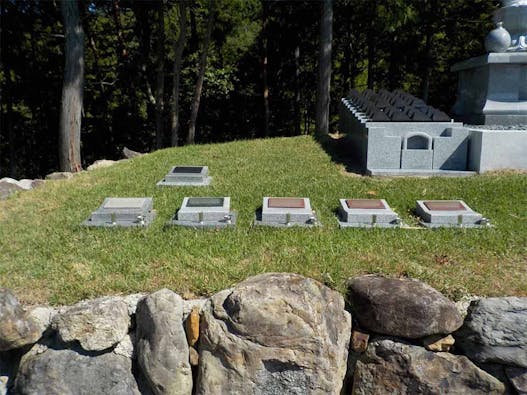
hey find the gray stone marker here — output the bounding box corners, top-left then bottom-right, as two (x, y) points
(338, 199), (401, 228)
(255, 197), (319, 227)
(82, 197), (156, 227)
(157, 166), (211, 186)
(415, 200), (490, 228)
(168, 197), (236, 228)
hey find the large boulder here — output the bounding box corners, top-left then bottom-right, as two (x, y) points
(0, 178), (25, 200)
(45, 171), (74, 180)
(352, 338), (505, 395)
(87, 159), (118, 171)
(0, 289), (43, 351)
(454, 297), (527, 368)
(13, 347), (140, 394)
(506, 367), (527, 395)
(196, 273), (351, 395)
(52, 296), (130, 351)
(135, 289), (193, 395)
(348, 275), (463, 339)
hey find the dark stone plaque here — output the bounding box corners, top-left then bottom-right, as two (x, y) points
(172, 166), (203, 174)
(268, 198), (305, 209)
(346, 199), (386, 209)
(424, 201), (466, 211)
(186, 197), (224, 207)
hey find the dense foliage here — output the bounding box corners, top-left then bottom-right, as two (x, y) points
(1, 0), (496, 178)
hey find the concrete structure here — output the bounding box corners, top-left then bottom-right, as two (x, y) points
(157, 166), (211, 186)
(168, 197), (235, 228)
(415, 200), (490, 228)
(82, 197), (156, 227)
(339, 92), (473, 176)
(337, 199), (401, 228)
(451, 53), (527, 125)
(468, 128), (527, 172)
(255, 197), (319, 227)
(452, 0), (527, 125)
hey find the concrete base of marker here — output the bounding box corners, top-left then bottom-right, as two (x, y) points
(167, 212), (236, 228)
(253, 217), (320, 228)
(82, 211), (157, 227)
(337, 220), (402, 229)
(156, 177), (212, 187)
(418, 220), (492, 229)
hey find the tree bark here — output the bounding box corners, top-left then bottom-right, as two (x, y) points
(420, 0), (437, 102)
(315, 0), (333, 136)
(170, 2), (187, 147)
(154, 0), (165, 149)
(187, 0), (215, 145)
(59, 0), (84, 173)
(112, 0), (128, 59)
(261, 0), (270, 138)
(294, 44), (301, 136)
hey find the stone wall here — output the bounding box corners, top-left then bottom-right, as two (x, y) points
(0, 273), (525, 394)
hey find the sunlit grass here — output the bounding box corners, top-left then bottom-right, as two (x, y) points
(0, 136), (526, 305)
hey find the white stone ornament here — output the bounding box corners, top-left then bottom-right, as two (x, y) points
(485, 22), (512, 53)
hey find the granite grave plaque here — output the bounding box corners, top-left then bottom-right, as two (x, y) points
(415, 200), (490, 228)
(255, 197), (319, 227)
(168, 196), (235, 228)
(338, 199), (401, 228)
(157, 166), (211, 186)
(82, 197), (156, 227)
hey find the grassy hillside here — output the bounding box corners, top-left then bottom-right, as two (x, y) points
(0, 136), (526, 305)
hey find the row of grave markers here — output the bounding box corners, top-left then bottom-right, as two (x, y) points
(82, 166), (491, 229)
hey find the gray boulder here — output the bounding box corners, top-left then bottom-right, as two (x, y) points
(45, 171), (74, 180)
(0, 178), (24, 200)
(454, 297), (527, 367)
(0, 289), (42, 351)
(348, 275), (463, 339)
(196, 273), (351, 395)
(506, 367), (527, 395)
(14, 347), (140, 394)
(352, 338), (505, 395)
(135, 289), (192, 395)
(87, 159), (118, 171)
(52, 296), (130, 351)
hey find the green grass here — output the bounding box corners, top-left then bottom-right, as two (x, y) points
(1, 136), (526, 305)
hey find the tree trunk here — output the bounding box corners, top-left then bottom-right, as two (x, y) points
(420, 0), (436, 102)
(261, 0), (270, 138)
(187, 0), (215, 145)
(315, 0), (333, 136)
(59, 0), (84, 173)
(112, 0), (128, 59)
(170, 2), (187, 147)
(154, 0), (165, 149)
(294, 44), (301, 136)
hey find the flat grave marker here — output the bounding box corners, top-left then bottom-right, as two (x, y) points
(415, 200), (490, 228)
(338, 199), (401, 228)
(168, 196), (235, 228)
(157, 165), (211, 186)
(255, 197), (319, 227)
(82, 197), (156, 227)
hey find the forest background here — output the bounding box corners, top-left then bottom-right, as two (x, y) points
(1, 0), (497, 178)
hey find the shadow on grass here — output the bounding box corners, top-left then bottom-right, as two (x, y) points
(315, 133), (364, 176)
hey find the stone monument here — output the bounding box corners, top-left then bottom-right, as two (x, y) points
(450, 0), (527, 172)
(451, 0), (527, 125)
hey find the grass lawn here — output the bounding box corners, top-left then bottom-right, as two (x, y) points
(0, 136), (526, 305)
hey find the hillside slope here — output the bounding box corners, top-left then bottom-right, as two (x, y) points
(0, 136), (525, 304)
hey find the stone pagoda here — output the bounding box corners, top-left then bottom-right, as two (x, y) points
(451, 0), (527, 125)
